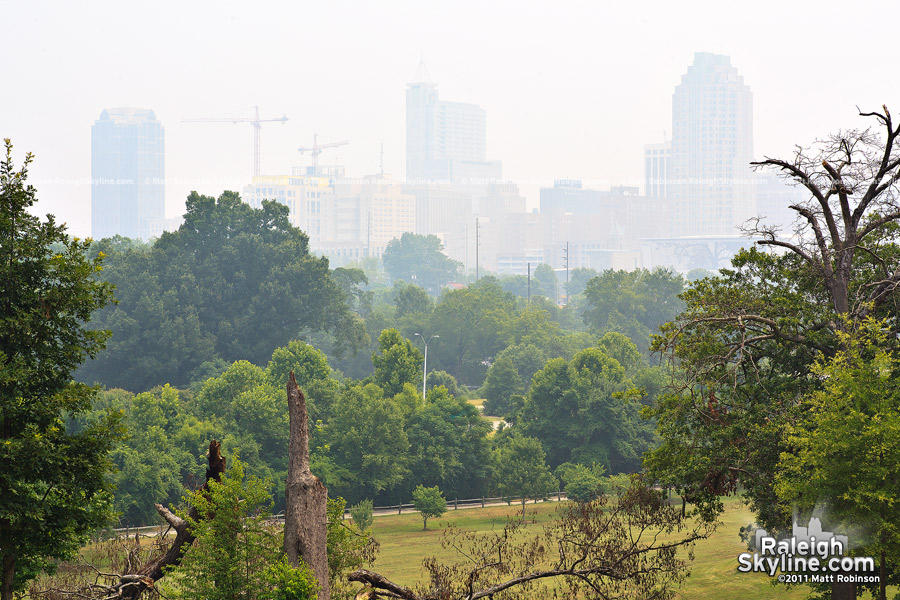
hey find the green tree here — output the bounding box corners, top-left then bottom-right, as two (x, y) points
(349, 499), (374, 532)
(0, 140), (123, 600)
(191, 362), (292, 509)
(331, 266), (374, 317)
(427, 278), (516, 385)
(564, 267), (600, 298)
(371, 329), (423, 397)
(265, 339), (338, 423)
(497, 273), (546, 299)
(493, 433), (557, 512)
(265, 340), (333, 391)
(480, 354), (523, 417)
(533, 263), (559, 302)
(685, 268), (715, 282)
(495, 343), (550, 394)
(425, 369), (463, 398)
(382, 233), (462, 295)
(776, 320), (900, 599)
(555, 462), (606, 503)
(110, 386), (187, 525)
(518, 349), (655, 473)
(321, 383), (410, 504)
(393, 281), (433, 318)
(501, 307), (569, 357)
(411, 485), (447, 530)
(582, 268), (685, 352)
(163, 458), (317, 600)
(596, 331), (643, 372)
(79, 191), (366, 390)
(405, 386), (492, 500)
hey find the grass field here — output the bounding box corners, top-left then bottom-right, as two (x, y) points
(366, 496), (810, 599)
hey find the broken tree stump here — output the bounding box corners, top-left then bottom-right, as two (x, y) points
(284, 371), (331, 600)
(117, 439), (227, 599)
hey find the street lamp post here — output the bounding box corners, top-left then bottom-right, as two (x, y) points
(414, 333), (439, 399)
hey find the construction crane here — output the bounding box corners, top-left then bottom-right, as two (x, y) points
(297, 134), (349, 171)
(183, 106), (288, 177)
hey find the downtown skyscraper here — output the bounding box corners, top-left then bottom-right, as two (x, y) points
(405, 60), (501, 183)
(670, 53), (754, 236)
(91, 108), (165, 241)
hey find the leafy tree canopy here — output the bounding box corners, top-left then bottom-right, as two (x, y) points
(518, 345), (656, 474)
(648, 108), (900, 543)
(371, 329), (423, 397)
(0, 140), (123, 600)
(78, 191), (366, 391)
(582, 268), (685, 352)
(411, 485), (447, 530)
(382, 233), (462, 295)
(392, 281), (433, 318)
(492, 433), (557, 511)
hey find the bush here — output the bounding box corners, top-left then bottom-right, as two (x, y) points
(556, 462), (607, 503)
(349, 499), (374, 531)
(264, 556), (318, 600)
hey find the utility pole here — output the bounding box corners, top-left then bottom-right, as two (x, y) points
(527, 262), (531, 305)
(564, 241), (570, 306)
(414, 333), (439, 399)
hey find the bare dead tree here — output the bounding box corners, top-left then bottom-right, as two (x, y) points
(284, 371), (330, 600)
(349, 483), (715, 600)
(654, 106), (900, 392)
(747, 105), (900, 325)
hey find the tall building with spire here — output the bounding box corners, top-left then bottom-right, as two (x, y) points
(91, 107), (166, 241)
(670, 53), (754, 236)
(405, 60), (501, 183)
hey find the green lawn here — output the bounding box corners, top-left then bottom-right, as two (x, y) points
(366, 496), (809, 599)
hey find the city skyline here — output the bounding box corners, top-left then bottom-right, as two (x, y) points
(4, 0), (898, 238)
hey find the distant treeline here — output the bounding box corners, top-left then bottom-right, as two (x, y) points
(73, 191), (688, 525)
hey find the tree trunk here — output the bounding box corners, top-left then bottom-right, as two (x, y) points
(284, 371), (330, 600)
(117, 439), (227, 599)
(2, 554), (15, 600)
(832, 573), (855, 600)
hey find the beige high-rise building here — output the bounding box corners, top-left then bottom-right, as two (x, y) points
(670, 53), (755, 236)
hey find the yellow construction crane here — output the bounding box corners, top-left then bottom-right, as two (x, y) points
(297, 134), (349, 171)
(183, 106), (288, 177)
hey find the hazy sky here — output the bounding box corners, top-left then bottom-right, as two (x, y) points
(3, 0), (899, 238)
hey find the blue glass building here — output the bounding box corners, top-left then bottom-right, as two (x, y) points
(91, 108), (165, 241)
